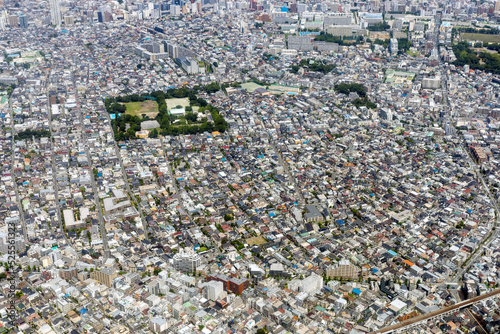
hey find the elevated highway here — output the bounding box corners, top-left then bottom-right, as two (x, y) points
(371, 288), (500, 333)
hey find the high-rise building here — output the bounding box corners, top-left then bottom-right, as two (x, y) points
(173, 248), (201, 272)
(90, 267), (117, 287)
(203, 280), (224, 300)
(97, 7), (113, 23)
(97, 5), (113, 23)
(390, 38), (398, 54)
(59, 267), (78, 280)
(19, 15), (28, 29)
(288, 273), (324, 295)
(8, 15), (18, 27)
(327, 259), (360, 279)
(50, 249), (62, 263)
(49, 0), (62, 26)
(64, 15), (74, 25)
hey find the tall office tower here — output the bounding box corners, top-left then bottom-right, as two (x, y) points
(19, 14), (28, 29)
(49, 0), (62, 26)
(97, 11), (104, 23)
(97, 5), (112, 23)
(8, 15), (18, 27)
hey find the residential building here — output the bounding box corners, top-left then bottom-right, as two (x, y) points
(91, 267), (117, 287)
(173, 248), (201, 272)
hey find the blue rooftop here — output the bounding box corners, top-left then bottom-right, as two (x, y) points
(364, 13), (383, 18)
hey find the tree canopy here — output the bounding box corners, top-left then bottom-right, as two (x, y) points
(290, 58), (335, 74)
(453, 41), (500, 75)
(334, 83), (367, 98)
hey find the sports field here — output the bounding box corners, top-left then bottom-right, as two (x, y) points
(461, 33), (500, 44)
(123, 100), (159, 117)
(165, 97), (190, 110)
(246, 236), (267, 246)
(241, 82), (266, 93)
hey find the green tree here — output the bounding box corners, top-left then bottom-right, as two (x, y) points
(149, 128), (158, 138)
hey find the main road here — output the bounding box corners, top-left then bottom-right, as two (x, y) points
(46, 72), (82, 260)
(159, 136), (193, 224)
(72, 69), (110, 260)
(270, 139), (305, 205)
(371, 287), (500, 334)
(8, 93), (28, 241)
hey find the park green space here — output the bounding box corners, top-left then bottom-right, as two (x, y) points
(122, 100), (159, 118)
(461, 33), (500, 44)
